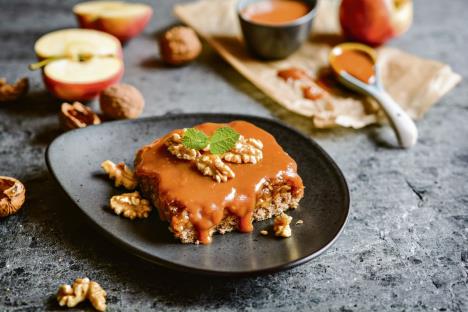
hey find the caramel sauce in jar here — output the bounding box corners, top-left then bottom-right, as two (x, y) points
(242, 0), (311, 25)
(330, 49), (375, 84)
(135, 121), (303, 244)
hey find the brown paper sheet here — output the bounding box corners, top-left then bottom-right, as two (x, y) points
(174, 0), (461, 128)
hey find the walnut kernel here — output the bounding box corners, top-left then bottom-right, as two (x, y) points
(273, 213), (292, 238)
(60, 102), (101, 130)
(57, 277), (90, 308)
(165, 131), (200, 161)
(223, 135), (263, 164)
(0, 176), (26, 218)
(99, 84), (144, 120)
(57, 277), (107, 311)
(88, 281), (107, 312)
(159, 26), (202, 65)
(109, 191), (151, 219)
(101, 160), (137, 190)
(0, 77), (29, 102)
(196, 154), (235, 183)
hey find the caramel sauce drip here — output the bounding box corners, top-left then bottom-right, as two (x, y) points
(277, 67), (326, 100)
(242, 0), (311, 25)
(331, 50), (375, 84)
(135, 121), (303, 244)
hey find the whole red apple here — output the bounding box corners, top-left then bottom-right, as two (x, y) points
(339, 0), (413, 46)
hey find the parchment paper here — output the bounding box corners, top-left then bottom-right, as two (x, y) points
(174, 0), (461, 128)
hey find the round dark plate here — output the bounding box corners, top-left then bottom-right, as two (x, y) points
(46, 114), (349, 276)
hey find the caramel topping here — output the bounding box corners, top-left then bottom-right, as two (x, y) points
(277, 67), (326, 100)
(135, 121), (303, 244)
(242, 0), (311, 25)
(330, 49), (375, 84)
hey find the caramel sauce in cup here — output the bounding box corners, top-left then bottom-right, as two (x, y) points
(241, 0), (312, 25)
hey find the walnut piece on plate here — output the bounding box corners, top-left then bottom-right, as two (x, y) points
(109, 191), (151, 219)
(101, 160), (137, 190)
(60, 102), (101, 130)
(0, 176), (26, 218)
(0, 77), (29, 102)
(273, 213), (292, 238)
(159, 26), (202, 65)
(57, 277), (106, 311)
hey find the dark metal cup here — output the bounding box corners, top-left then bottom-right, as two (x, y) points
(237, 0), (317, 60)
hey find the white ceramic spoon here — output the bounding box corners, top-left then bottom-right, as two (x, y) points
(329, 43), (418, 148)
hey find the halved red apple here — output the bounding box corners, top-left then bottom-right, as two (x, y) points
(73, 1), (153, 43)
(33, 29), (124, 101)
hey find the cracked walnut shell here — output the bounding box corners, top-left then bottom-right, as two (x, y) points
(0, 77), (29, 102)
(57, 277), (107, 311)
(0, 176), (26, 218)
(110, 191), (151, 219)
(60, 102), (101, 130)
(99, 84), (144, 120)
(159, 26), (202, 65)
(101, 160), (137, 190)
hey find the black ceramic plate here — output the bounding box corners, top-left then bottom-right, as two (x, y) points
(46, 114), (349, 276)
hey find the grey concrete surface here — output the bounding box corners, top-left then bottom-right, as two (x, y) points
(0, 0), (467, 311)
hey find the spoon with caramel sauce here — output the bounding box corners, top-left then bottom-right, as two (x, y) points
(329, 43), (418, 148)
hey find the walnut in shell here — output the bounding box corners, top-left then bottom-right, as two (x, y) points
(0, 176), (26, 218)
(159, 26), (202, 65)
(99, 84), (144, 120)
(60, 102), (101, 130)
(0, 77), (29, 102)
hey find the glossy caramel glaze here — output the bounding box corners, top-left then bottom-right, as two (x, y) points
(331, 49), (375, 84)
(242, 0), (311, 25)
(135, 121), (303, 244)
(277, 67), (326, 100)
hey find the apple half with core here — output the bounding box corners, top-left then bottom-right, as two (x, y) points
(73, 1), (153, 43)
(339, 0), (413, 46)
(33, 29), (124, 101)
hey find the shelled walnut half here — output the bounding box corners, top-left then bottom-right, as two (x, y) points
(0, 77), (29, 102)
(60, 102), (101, 130)
(101, 160), (137, 190)
(109, 191), (151, 219)
(0, 176), (26, 218)
(57, 277), (107, 311)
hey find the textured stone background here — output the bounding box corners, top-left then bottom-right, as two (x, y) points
(0, 0), (467, 311)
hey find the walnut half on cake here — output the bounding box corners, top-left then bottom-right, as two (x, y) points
(134, 120), (304, 244)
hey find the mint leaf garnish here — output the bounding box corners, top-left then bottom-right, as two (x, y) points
(182, 128), (209, 150)
(208, 127), (240, 155)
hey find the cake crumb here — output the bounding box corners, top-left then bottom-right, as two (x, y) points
(295, 219), (304, 225)
(260, 230), (269, 236)
(274, 214), (292, 238)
